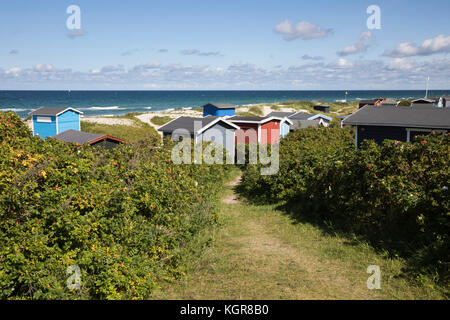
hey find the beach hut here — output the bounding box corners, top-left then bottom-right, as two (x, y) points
(342, 105), (450, 147)
(264, 112), (296, 137)
(289, 119), (321, 130)
(288, 112), (332, 127)
(313, 105), (330, 113)
(267, 111), (332, 128)
(158, 116), (239, 159)
(202, 103), (236, 117)
(30, 107), (82, 138)
(228, 116), (293, 144)
(52, 129), (124, 149)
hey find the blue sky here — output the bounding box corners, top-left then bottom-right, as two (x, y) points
(1, 0), (449, 90)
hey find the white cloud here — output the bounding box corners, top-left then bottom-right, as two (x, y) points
(181, 49), (221, 56)
(143, 83), (158, 88)
(5, 67), (21, 77)
(34, 64), (54, 72)
(302, 54), (324, 61)
(387, 58), (414, 71)
(2, 58), (450, 90)
(67, 29), (86, 39)
(335, 58), (354, 68)
(337, 31), (374, 56)
(121, 49), (139, 56)
(274, 20), (332, 41)
(384, 34), (450, 57)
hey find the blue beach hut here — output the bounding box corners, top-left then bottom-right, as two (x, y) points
(202, 103), (236, 117)
(30, 107), (83, 138)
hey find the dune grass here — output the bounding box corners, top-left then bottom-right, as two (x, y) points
(151, 116), (173, 126)
(81, 117), (160, 143)
(248, 106), (264, 116)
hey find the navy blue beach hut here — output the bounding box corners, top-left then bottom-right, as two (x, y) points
(30, 107), (83, 138)
(202, 103), (236, 117)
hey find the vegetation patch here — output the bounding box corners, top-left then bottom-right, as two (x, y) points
(0, 111), (230, 299)
(248, 106), (264, 116)
(150, 116), (173, 126)
(81, 118), (159, 143)
(240, 127), (449, 293)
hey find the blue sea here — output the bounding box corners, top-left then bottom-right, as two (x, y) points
(0, 90), (448, 118)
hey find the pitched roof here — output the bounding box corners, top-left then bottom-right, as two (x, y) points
(158, 116), (239, 134)
(52, 129), (123, 144)
(289, 112), (314, 120)
(358, 99), (378, 104)
(202, 102), (236, 109)
(411, 103), (437, 109)
(287, 112), (332, 121)
(266, 111), (296, 118)
(228, 115), (293, 125)
(30, 107), (83, 116)
(290, 120), (321, 130)
(342, 105), (450, 129)
(228, 116), (267, 122)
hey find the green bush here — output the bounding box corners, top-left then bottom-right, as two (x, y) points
(397, 100), (412, 107)
(240, 127), (449, 285)
(303, 135), (449, 283)
(240, 127), (354, 203)
(0, 112), (229, 299)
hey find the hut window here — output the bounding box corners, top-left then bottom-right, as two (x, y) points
(36, 116), (52, 123)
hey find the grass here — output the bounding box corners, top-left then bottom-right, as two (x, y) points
(398, 100), (413, 107)
(81, 117), (160, 143)
(234, 100), (359, 119)
(277, 100), (359, 115)
(248, 106), (264, 116)
(236, 111), (261, 117)
(151, 116), (173, 126)
(151, 169), (446, 300)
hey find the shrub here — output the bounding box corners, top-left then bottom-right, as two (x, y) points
(240, 127), (449, 285)
(0, 112), (32, 142)
(0, 112), (229, 299)
(240, 127), (354, 202)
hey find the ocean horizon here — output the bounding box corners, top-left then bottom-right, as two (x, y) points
(1, 90), (448, 118)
